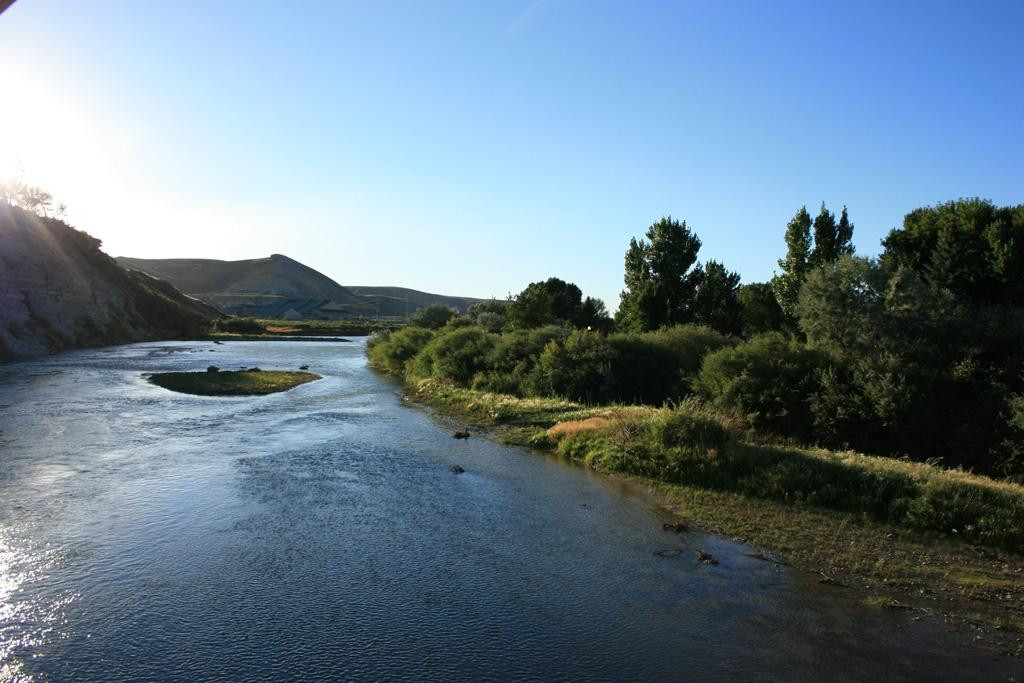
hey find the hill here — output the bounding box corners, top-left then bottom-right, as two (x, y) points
(116, 256), (481, 319)
(347, 286), (483, 317)
(0, 205), (222, 361)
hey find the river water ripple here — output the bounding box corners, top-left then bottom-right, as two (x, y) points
(0, 340), (1017, 681)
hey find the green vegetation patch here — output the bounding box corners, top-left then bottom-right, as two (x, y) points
(404, 377), (1024, 553)
(148, 369), (320, 396)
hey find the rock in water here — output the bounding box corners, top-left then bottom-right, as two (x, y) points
(696, 549), (719, 565)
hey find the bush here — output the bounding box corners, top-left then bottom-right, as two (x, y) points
(442, 316), (477, 330)
(609, 325), (735, 404)
(470, 327), (570, 394)
(607, 334), (682, 404)
(367, 326), (435, 375)
(215, 317), (265, 334)
(408, 327), (496, 385)
(649, 409), (729, 454)
(531, 330), (618, 403)
(695, 333), (826, 439)
(410, 304), (456, 329)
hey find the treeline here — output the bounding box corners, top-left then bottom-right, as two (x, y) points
(373, 198), (1024, 480)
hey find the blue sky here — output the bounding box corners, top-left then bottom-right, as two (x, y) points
(1, 0), (1021, 308)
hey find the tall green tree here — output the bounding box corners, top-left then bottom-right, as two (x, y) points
(579, 296), (612, 330)
(810, 203), (855, 266)
(882, 198), (1024, 305)
(506, 277), (598, 329)
(810, 203), (838, 267)
(738, 282), (786, 335)
(692, 260), (743, 335)
(771, 206), (812, 317)
(774, 203), (855, 320)
(836, 206), (854, 256)
(617, 216), (703, 332)
(505, 283), (556, 329)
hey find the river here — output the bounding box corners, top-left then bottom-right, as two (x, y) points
(0, 340), (1017, 681)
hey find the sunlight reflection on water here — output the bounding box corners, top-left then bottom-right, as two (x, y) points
(0, 533), (78, 683)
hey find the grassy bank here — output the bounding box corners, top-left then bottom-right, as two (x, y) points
(213, 317), (402, 338)
(399, 377), (1024, 655)
(148, 369), (320, 396)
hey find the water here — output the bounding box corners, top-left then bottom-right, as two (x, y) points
(0, 340), (1017, 681)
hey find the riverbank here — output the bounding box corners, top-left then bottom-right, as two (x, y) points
(398, 376), (1024, 657)
(206, 334), (353, 343)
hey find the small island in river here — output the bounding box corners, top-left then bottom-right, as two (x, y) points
(148, 368), (321, 396)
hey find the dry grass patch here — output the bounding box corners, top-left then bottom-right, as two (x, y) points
(547, 417), (613, 438)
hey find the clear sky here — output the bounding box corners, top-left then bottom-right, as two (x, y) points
(1, 1), (1021, 308)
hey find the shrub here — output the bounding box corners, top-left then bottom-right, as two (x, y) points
(695, 333), (826, 439)
(408, 327), (496, 385)
(470, 327), (570, 395)
(531, 330), (618, 403)
(215, 317), (265, 334)
(649, 409), (729, 454)
(609, 325), (734, 404)
(443, 316), (476, 330)
(489, 326), (568, 369)
(367, 326), (435, 375)
(652, 325), (736, 376)
(608, 334), (681, 404)
(410, 304), (456, 329)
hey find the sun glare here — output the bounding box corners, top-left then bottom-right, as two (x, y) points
(0, 62), (113, 210)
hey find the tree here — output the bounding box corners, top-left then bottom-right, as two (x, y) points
(809, 203), (837, 268)
(1, 174), (58, 218)
(467, 298), (507, 332)
(692, 260), (742, 335)
(410, 303), (456, 329)
(836, 206), (854, 256)
(771, 206), (811, 318)
(541, 277), (584, 323)
(773, 203), (855, 321)
(881, 198), (1024, 305)
(579, 296), (612, 330)
(506, 282), (556, 329)
(738, 282), (785, 335)
(795, 255), (888, 353)
(617, 216), (703, 332)
(24, 187), (53, 216)
(505, 277), (599, 329)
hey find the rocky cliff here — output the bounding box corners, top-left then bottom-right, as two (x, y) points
(0, 204), (222, 361)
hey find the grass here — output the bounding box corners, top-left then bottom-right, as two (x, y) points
(406, 378), (1024, 551)
(208, 317), (405, 340)
(237, 317), (403, 336)
(396, 376), (1024, 656)
(148, 369), (321, 396)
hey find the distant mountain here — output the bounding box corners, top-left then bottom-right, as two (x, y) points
(116, 255), (481, 319)
(347, 286), (483, 317)
(0, 205), (222, 361)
